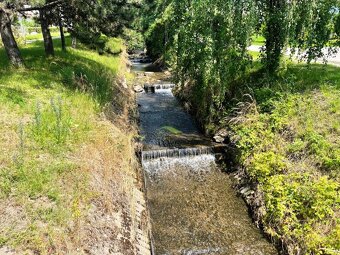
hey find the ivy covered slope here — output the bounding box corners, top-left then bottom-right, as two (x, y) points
(227, 64), (340, 254)
(0, 38), (139, 253)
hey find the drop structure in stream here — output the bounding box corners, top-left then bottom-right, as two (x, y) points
(133, 58), (278, 255)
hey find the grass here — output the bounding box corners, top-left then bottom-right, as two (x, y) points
(223, 63), (340, 254)
(249, 50), (261, 60)
(24, 32), (66, 41)
(251, 35), (265, 46)
(0, 37), (138, 253)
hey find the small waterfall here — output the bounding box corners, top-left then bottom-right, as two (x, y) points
(142, 147), (213, 160)
(141, 147), (216, 176)
(130, 57), (152, 63)
(144, 83), (175, 92)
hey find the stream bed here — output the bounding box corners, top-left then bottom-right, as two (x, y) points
(133, 60), (278, 255)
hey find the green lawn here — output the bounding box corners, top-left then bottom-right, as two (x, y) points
(0, 37), (136, 253)
(24, 32), (66, 41)
(249, 50), (261, 60)
(251, 35), (265, 46)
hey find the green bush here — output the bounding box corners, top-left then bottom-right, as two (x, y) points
(263, 174), (340, 254)
(123, 28), (145, 52)
(104, 37), (123, 55)
(248, 151), (287, 183)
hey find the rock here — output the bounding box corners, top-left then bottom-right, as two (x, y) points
(134, 85), (144, 93)
(122, 78), (128, 89)
(144, 72), (154, 76)
(240, 187), (250, 195)
(213, 135), (225, 143)
(213, 129), (228, 143)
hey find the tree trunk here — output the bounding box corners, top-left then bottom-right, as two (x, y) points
(265, 0), (286, 75)
(0, 8), (24, 67)
(40, 8), (54, 57)
(71, 36), (77, 48)
(58, 15), (66, 51)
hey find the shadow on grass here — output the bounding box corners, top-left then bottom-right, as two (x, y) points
(0, 37), (123, 107)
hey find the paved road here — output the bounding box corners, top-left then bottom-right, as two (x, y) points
(248, 45), (340, 66)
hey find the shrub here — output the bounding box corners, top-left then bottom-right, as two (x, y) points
(264, 174), (339, 254)
(248, 151), (287, 183)
(104, 37), (123, 55)
(123, 28), (145, 52)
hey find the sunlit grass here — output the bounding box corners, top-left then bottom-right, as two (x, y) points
(0, 37), (136, 253)
(23, 32), (68, 41)
(251, 35), (265, 46)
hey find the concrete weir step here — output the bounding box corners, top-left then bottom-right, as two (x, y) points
(144, 83), (176, 92)
(141, 145), (227, 161)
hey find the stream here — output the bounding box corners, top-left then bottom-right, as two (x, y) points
(132, 57), (278, 255)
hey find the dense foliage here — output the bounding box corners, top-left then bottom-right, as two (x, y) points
(0, 0), (139, 64)
(143, 0), (340, 127)
(61, 0), (136, 40)
(143, 0), (258, 126)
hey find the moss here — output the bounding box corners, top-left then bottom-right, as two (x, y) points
(161, 126), (183, 135)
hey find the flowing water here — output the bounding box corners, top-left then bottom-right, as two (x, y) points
(133, 59), (278, 255)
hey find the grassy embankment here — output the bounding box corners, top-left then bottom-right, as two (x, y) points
(0, 37), (139, 253)
(221, 63), (340, 254)
(24, 32), (68, 41)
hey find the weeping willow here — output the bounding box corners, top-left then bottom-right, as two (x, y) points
(143, 0), (340, 127)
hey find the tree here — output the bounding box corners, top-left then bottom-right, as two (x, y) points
(142, 0), (340, 127)
(259, 0), (340, 74)
(261, 0), (288, 73)
(39, 7), (54, 56)
(58, 7), (65, 51)
(0, 2), (24, 67)
(333, 11), (340, 45)
(18, 1), (63, 56)
(62, 0), (137, 43)
(144, 0), (258, 125)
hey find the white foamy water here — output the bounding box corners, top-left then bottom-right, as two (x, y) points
(142, 154), (216, 177)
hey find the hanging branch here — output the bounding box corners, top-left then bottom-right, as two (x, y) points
(17, 0), (63, 12)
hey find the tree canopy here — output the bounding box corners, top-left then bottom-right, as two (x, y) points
(142, 0), (340, 126)
(0, 0), (138, 65)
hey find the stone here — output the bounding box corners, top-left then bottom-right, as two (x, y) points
(213, 129), (228, 143)
(134, 85), (144, 93)
(122, 78), (128, 89)
(144, 72), (154, 76)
